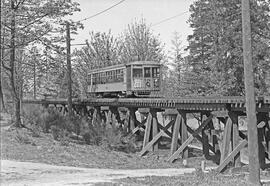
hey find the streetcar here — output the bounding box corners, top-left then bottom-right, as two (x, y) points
(87, 61), (161, 97)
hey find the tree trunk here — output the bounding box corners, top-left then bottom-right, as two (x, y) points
(0, 79), (4, 111)
(14, 98), (21, 126)
(10, 1), (22, 127)
(0, 0), (6, 112)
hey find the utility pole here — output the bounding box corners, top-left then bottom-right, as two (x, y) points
(241, 0), (261, 185)
(33, 60), (36, 99)
(66, 21), (73, 119)
(0, 0), (3, 111)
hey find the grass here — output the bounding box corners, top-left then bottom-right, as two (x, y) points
(94, 173), (252, 186)
(3, 128), (270, 186)
(2, 105), (216, 169)
(1, 110), (270, 186)
(95, 169), (270, 186)
(1, 127), (216, 169)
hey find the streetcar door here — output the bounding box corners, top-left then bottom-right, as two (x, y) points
(133, 68), (143, 90)
(144, 67), (152, 89)
(87, 74), (92, 92)
(126, 66), (132, 90)
(152, 67), (160, 90)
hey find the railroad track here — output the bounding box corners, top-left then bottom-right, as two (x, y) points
(23, 96), (270, 112)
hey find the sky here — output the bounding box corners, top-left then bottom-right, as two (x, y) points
(70, 0), (194, 53)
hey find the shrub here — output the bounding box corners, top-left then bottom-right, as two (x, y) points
(70, 115), (81, 135)
(22, 104), (142, 153)
(51, 125), (70, 146)
(41, 107), (66, 132)
(97, 124), (139, 153)
(82, 132), (91, 145)
(22, 104), (68, 134)
(37, 107), (75, 133)
(22, 104), (43, 127)
(80, 116), (102, 145)
(30, 124), (41, 137)
(76, 114), (141, 153)
(15, 129), (36, 146)
(51, 125), (61, 140)
(81, 129), (101, 145)
(59, 130), (70, 146)
(62, 117), (75, 133)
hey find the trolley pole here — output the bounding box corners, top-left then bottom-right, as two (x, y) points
(241, 0), (261, 185)
(66, 21), (73, 119)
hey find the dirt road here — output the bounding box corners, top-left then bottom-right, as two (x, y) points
(1, 160), (207, 186)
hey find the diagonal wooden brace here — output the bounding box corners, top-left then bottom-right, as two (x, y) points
(220, 117), (232, 162)
(142, 113), (153, 148)
(140, 118), (174, 156)
(157, 120), (175, 137)
(130, 119), (147, 134)
(218, 115), (268, 172)
(216, 140), (248, 173)
(139, 131), (169, 156)
(168, 114), (214, 162)
(170, 114), (182, 155)
(186, 125), (216, 154)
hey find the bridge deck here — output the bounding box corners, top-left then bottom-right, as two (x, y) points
(23, 96), (270, 112)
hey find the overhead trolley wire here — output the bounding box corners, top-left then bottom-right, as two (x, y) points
(73, 10), (190, 46)
(74, 4), (189, 46)
(151, 11), (189, 27)
(78, 0), (126, 22)
(71, 43), (87, 46)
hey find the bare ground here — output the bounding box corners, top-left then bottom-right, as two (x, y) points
(1, 160), (203, 186)
(1, 127), (217, 169)
(1, 113), (270, 186)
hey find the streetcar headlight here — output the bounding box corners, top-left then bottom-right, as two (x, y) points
(146, 80), (151, 87)
(154, 79), (159, 87)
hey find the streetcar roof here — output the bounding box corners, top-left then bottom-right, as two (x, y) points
(127, 61), (160, 66)
(88, 61), (160, 73)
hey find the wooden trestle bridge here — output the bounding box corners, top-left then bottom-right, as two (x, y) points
(24, 96), (270, 172)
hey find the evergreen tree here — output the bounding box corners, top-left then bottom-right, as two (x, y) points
(164, 32), (190, 97)
(185, 0), (270, 96)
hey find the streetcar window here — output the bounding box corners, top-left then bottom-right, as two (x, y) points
(97, 73), (101, 84)
(116, 69), (123, 82)
(133, 68), (142, 78)
(120, 69), (124, 81)
(92, 74), (96, 85)
(95, 74), (97, 84)
(106, 71), (109, 82)
(108, 71), (113, 82)
(119, 69), (124, 81)
(105, 72), (109, 83)
(95, 73), (98, 84)
(144, 67), (151, 78)
(87, 74), (91, 84)
(101, 72), (106, 84)
(113, 70), (116, 81)
(152, 67), (160, 78)
(116, 69), (120, 82)
(95, 73), (99, 84)
(110, 71), (113, 80)
(100, 73), (103, 84)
